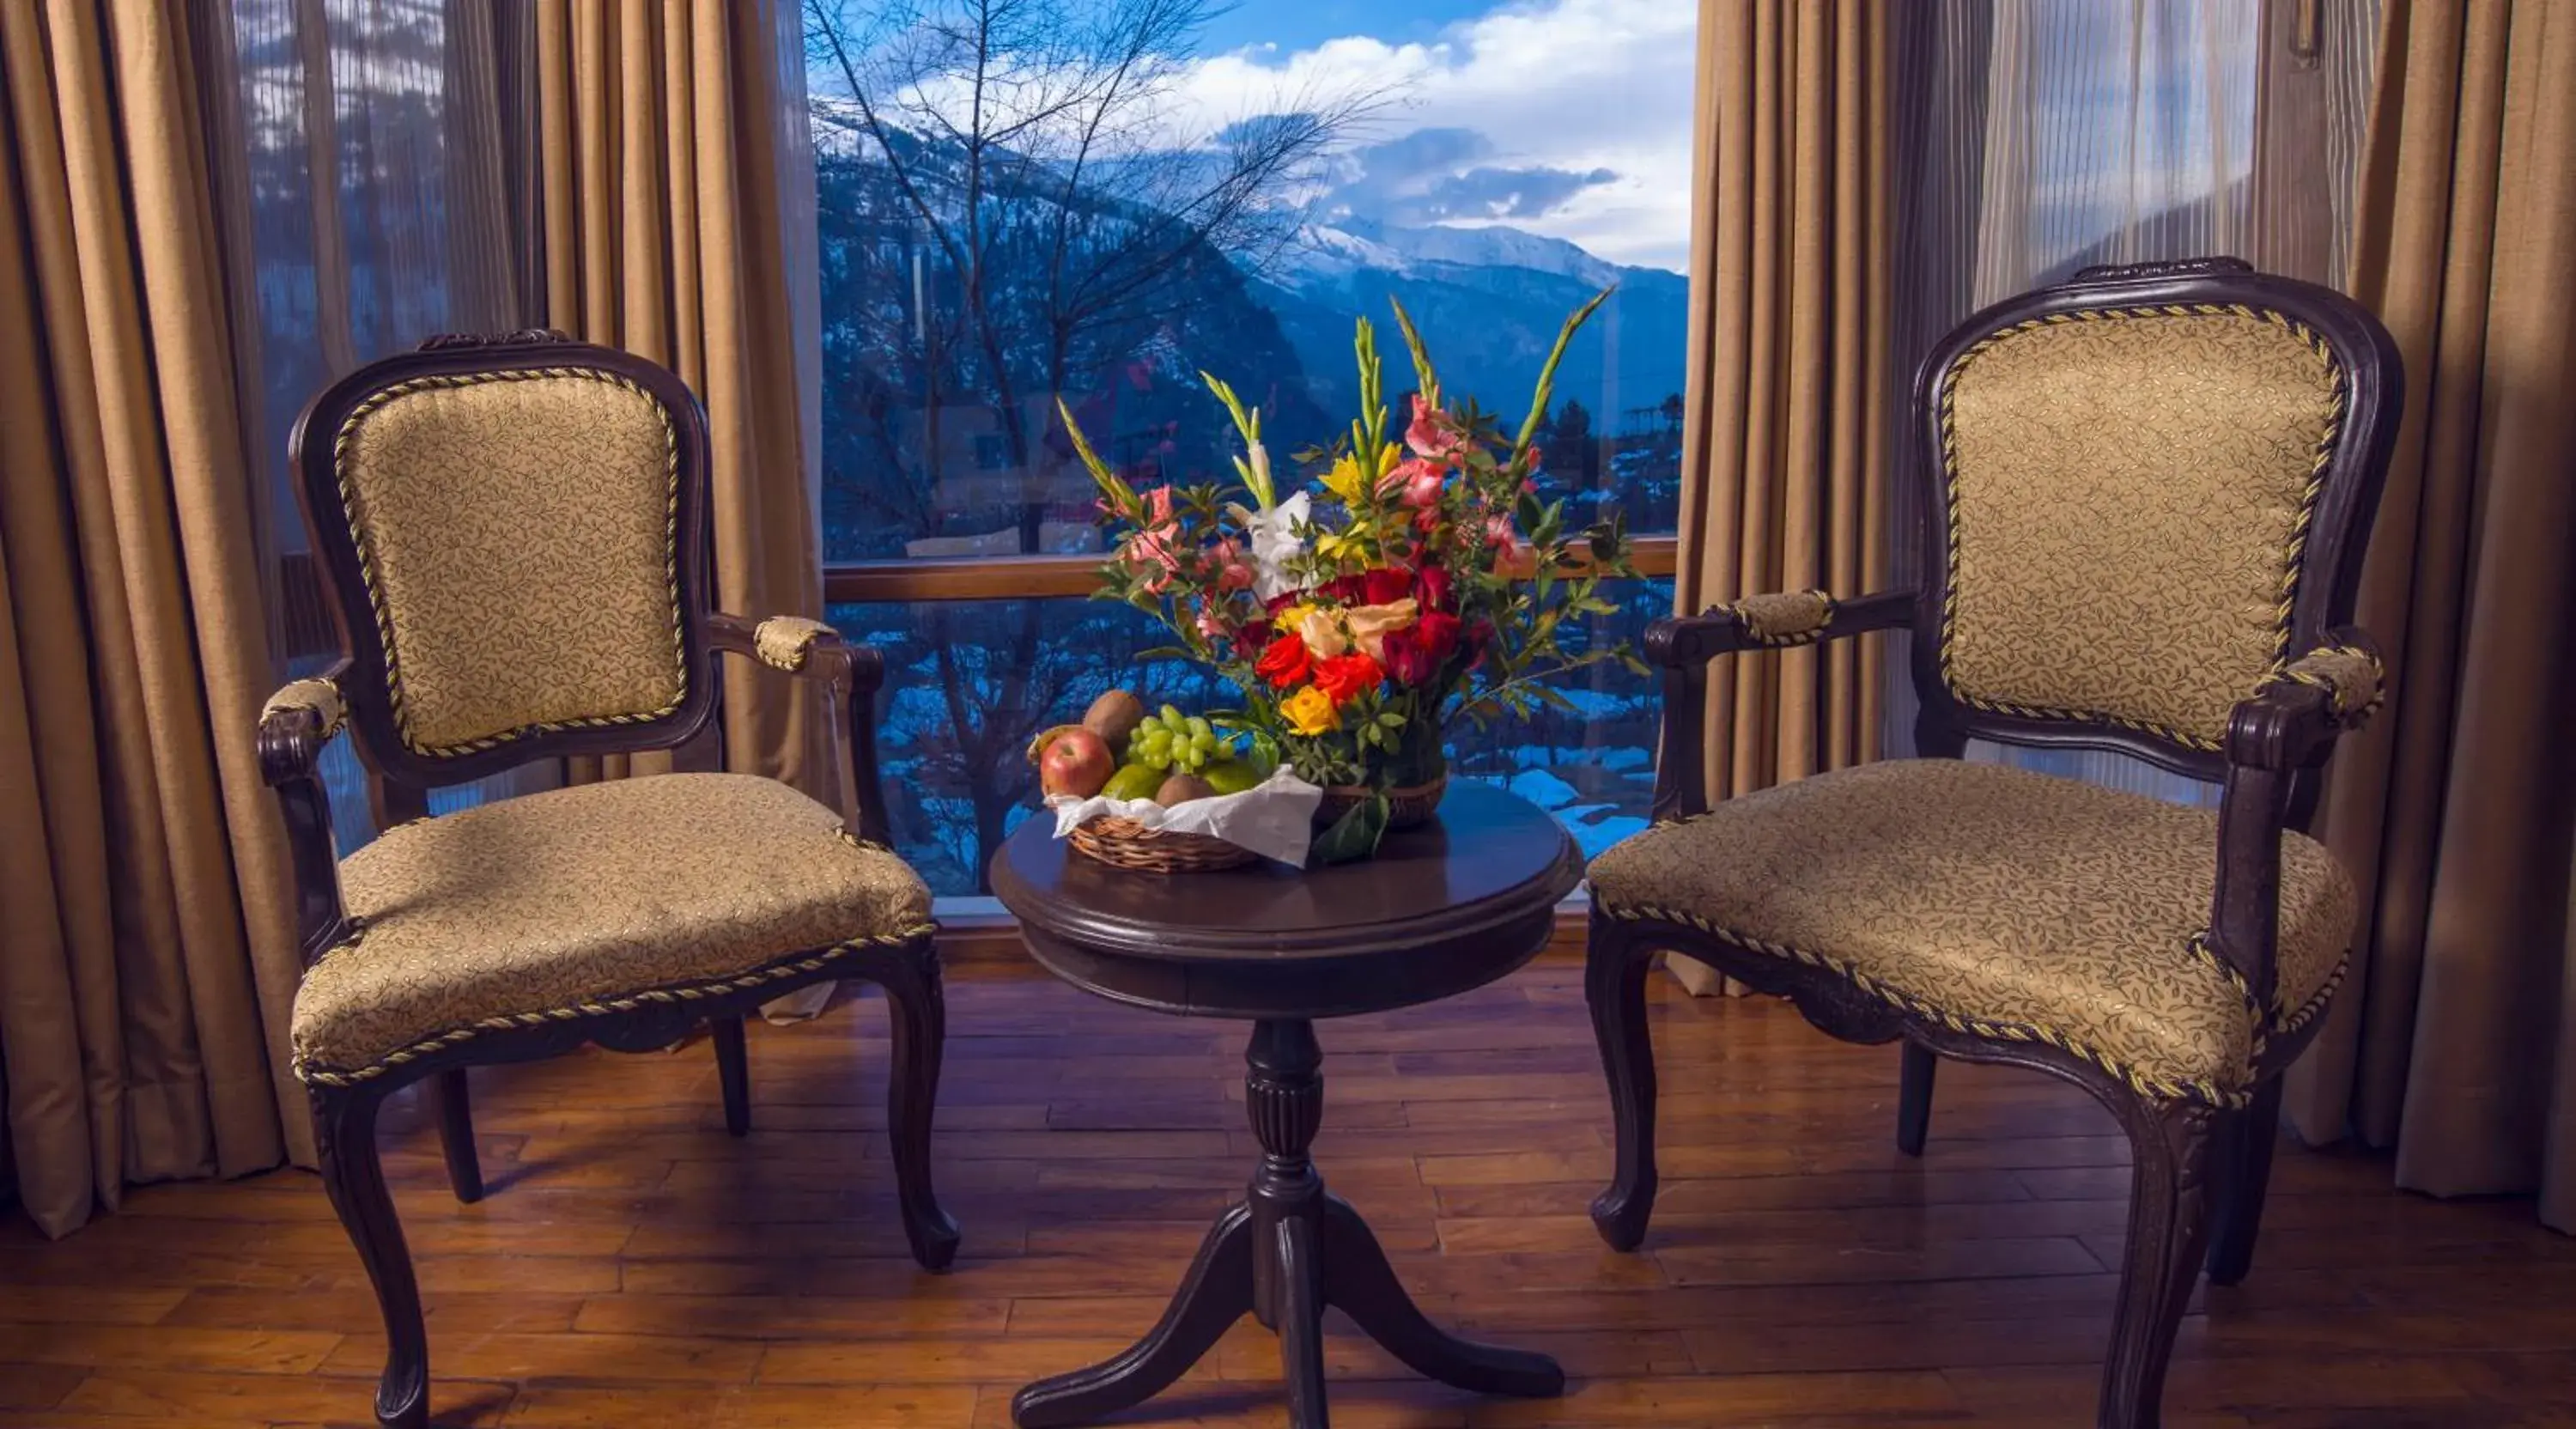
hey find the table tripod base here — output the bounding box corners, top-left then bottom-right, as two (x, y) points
(1012, 1021), (1564, 1429)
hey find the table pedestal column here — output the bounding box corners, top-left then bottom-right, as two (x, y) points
(1012, 1019), (1564, 1429)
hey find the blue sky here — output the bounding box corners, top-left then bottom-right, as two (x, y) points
(1166, 0), (1698, 271)
(1192, 0), (1502, 56)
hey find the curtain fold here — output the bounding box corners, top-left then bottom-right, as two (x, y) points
(532, 0), (829, 798)
(0, 0), (308, 1237)
(1664, 0), (1892, 995)
(2281, 0), (2576, 1232)
(1676, 0), (1893, 795)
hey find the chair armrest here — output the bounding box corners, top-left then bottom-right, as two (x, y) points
(2206, 627), (2385, 1008)
(1647, 589), (1916, 821)
(707, 611), (894, 848)
(257, 672), (355, 968)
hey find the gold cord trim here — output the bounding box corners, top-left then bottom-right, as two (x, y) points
(1934, 303), (2348, 751)
(1602, 900), (2264, 1108)
(2278, 643), (2385, 727)
(262, 677), (347, 740)
(331, 366), (687, 758)
(754, 615), (835, 672)
(294, 924), (938, 1087)
(1722, 590), (1837, 646)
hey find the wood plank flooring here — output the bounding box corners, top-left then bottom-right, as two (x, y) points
(5, 960), (2573, 1427)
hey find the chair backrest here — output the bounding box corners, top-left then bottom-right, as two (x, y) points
(291, 331), (717, 787)
(1906, 258), (2402, 787)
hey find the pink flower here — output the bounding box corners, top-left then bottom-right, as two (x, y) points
(1394, 457), (1445, 509)
(1122, 485), (1186, 593)
(1196, 604), (1230, 642)
(1212, 538), (1255, 592)
(1406, 394), (1469, 463)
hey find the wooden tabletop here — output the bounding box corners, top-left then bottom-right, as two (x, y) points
(989, 781), (1582, 1020)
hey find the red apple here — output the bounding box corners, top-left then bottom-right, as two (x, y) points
(1039, 727), (1114, 799)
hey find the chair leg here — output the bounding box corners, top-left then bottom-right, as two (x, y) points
(314, 1087), (429, 1429)
(712, 1015), (751, 1137)
(431, 1068), (483, 1204)
(2099, 1098), (2217, 1429)
(1586, 921), (1661, 1251)
(2204, 1075), (2282, 1286)
(868, 945), (962, 1270)
(1896, 1042), (1937, 1157)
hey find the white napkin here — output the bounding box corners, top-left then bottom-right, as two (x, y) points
(1049, 767), (1325, 867)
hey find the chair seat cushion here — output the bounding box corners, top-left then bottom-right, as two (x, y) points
(1585, 760), (2354, 1102)
(292, 773), (932, 1083)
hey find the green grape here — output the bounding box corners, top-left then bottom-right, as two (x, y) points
(1161, 704), (1184, 727)
(1189, 731), (1215, 756)
(1185, 715), (1212, 739)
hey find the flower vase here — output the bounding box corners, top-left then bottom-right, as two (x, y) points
(1314, 718), (1449, 835)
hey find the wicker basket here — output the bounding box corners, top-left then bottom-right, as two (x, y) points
(1066, 814), (1259, 873)
(1315, 773), (1449, 831)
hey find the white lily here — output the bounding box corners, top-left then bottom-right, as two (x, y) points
(1241, 490), (1310, 603)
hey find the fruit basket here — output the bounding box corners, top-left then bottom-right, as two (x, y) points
(1066, 815), (1258, 873)
(1032, 691), (1321, 872)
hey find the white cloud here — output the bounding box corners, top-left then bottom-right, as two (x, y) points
(1163, 0), (1698, 271)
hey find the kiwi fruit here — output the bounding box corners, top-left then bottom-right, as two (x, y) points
(1155, 772), (1216, 806)
(1084, 690), (1146, 751)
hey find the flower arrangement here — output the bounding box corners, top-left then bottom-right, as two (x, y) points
(1059, 292), (1642, 860)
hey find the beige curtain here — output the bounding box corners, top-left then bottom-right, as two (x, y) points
(532, 0), (829, 796)
(2282, 0), (2576, 1231)
(0, 0), (309, 1237)
(1675, 0), (1893, 794)
(1663, 1), (1893, 994)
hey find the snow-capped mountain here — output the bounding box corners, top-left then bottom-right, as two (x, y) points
(1276, 218), (1631, 292)
(1254, 219), (1690, 431)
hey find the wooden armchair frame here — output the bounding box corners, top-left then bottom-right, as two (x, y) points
(258, 332), (956, 1429)
(1587, 259), (2401, 1429)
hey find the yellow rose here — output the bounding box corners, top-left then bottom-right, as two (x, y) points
(1298, 607), (1351, 658)
(1281, 685), (1339, 736)
(1341, 598), (1418, 660)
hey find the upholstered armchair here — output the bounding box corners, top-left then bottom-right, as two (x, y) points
(1583, 259), (2400, 1429)
(257, 333), (957, 1429)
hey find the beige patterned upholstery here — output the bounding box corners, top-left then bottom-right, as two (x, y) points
(754, 615), (835, 672)
(1728, 590), (1834, 642)
(1587, 759), (2354, 1102)
(291, 773), (932, 1081)
(262, 678), (346, 739)
(334, 368), (686, 756)
(2283, 644), (2383, 726)
(1941, 308), (2343, 746)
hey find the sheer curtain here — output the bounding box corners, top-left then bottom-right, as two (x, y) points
(221, 0), (550, 846)
(1886, 0), (2381, 799)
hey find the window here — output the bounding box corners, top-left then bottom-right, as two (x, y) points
(227, 0), (546, 848)
(803, 0), (1697, 894)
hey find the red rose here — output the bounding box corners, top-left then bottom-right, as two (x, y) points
(1414, 562), (1454, 611)
(1237, 618), (1273, 654)
(1415, 608), (1462, 660)
(1312, 652), (1384, 705)
(1362, 567), (1413, 606)
(1256, 631), (1313, 689)
(1380, 626), (1435, 686)
(1320, 574), (1367, 603)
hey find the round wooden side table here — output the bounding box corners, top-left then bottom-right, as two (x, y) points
(990, 780), (1582, 1428)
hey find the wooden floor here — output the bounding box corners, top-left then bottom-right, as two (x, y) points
(5, 960), (2573, 1429)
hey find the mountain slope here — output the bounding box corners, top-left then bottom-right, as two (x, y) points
(1254, 221), (1689, 437)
